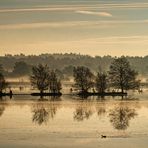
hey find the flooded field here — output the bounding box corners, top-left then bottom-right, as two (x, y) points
(0, 92), (148, 148)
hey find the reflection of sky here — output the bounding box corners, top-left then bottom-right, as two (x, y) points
(0, 0), (148, 56)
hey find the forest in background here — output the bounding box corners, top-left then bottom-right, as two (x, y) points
(0, 53), (148, 80)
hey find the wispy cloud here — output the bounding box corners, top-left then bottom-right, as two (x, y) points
(0, 22), (91, 30)
(0, 7), (75, 13)
(0, 20), (148, 30)
(78, 36), (148, 44)
(75, 10), (112, 17)
(0, 2), (148, 13)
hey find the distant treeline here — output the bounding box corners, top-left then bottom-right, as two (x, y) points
(0, 53), (148, 77)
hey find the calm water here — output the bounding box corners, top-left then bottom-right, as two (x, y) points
(0, 92), (148, 148)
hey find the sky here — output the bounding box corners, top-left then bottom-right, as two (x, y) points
(0, 0), (148, 56)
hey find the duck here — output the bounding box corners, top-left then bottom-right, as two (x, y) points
(101, 135), (107, 138)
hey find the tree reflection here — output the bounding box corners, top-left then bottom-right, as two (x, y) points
(95, 100), (106, 117)
(73, 101), (94, 121)
(109, 105), (137, 130)
(32, 105), (49, 125)
(0, 99), (7, 117)
(0, 105), (5, 117)
(97, 106), (106, 117)
(32, 99), (61, 125)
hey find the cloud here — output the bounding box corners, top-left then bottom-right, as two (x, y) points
(102, 2), (148, 9)
(75, 10), (112, 17)
(0, 22), (92, 30)
(78, 36), (148, 44)
(0, 7), (75, 13)
(1, 19), (148, 30)
(0, 2), (148, 13)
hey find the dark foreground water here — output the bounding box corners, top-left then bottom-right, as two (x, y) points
(0, 92), (148, 148)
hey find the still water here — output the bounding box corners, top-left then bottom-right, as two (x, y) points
(0, 93), (148, 148)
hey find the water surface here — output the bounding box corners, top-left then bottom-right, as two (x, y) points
(0, 94), (148, 148)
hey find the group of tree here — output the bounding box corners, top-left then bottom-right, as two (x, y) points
(0, 53), (148, 77)
(73, 57), (140, 94)
(30, 64), (62, 94)
(0, 56), (141, 96)
(0, 65), (8, 94)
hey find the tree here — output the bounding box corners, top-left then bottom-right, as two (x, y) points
(73, 66), (94, 93)
(13, 61), (31, 76)
(0, 73), (8, 94)
(109, 57), (140, 93)
(30, 64), (50, 94)
(49, 70), (62, 94)
(63, 65), (74, 76)
(0, 65), (3, 73)
(96, 72), (108, 93)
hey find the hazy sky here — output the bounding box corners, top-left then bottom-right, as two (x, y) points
(0, 0), (148, 56)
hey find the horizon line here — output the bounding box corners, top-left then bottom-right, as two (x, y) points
(1, 52), (148, 58)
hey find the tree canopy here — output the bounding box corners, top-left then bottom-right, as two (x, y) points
(30, 64), (62, 94)
(109, 57), (140, 93)
(30, 64), (50, 94)
(49, 70), (62, 93)
(1, 54), (147, 77)
(73, 66), (94, 93)
(13, 61), (31, 76)
(0, 73), (8, 93)
(96, 72), (108, 93)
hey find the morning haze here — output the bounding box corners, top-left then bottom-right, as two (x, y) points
(0, 1), (148, 148)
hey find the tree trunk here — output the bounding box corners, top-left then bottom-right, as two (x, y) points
(121, 87), (124, 93)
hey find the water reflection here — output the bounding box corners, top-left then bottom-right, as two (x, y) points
(32, 98), (61, 125)
(0, 105), (5, 117)
(0, 99), (7, 117)
(0, 96), (142, 131)
(109, 104), (137, 130)
(73, 101), (94, 121)
(32, 104), (49, 125)
(97, 106), (106, 117)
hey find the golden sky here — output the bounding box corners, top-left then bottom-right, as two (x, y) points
(0, 0), (148, 56)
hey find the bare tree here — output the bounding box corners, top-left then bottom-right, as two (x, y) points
(109, 56), (140, 93)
